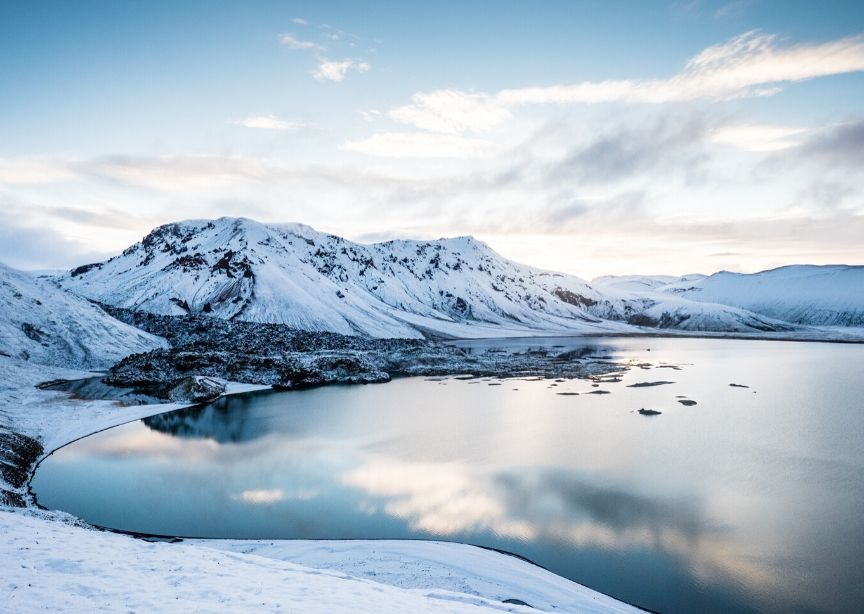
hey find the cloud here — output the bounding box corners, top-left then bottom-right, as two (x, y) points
(235, 114), (309, 131)
(713, 0), (753, 18)
(501, 31), (864, 105)
(0, 156), (78, 184)
(291, 17), (308, 26)
(232, 489), (286, 505)
(0, 217), (114, 270)
(389, 90), (513, 135)
(796, 119), (864, 168)
(341, 131), (495, 158)
(710, 122), (809, 152)
(312, 59), (370, 82)
(549, 114), (711, 184)
(278, 32), (321, 51)
(385, 31), (864, 135)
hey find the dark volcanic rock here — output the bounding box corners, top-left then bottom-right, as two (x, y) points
(729, 383), (750, 388)
(102, 307), (627, 398)
(637, 408), (662, 416)
(165, 376), (227, 403)
(627, 381), (675, 388)
(678, 399), (698, 406)
(0, 431), (43, 507)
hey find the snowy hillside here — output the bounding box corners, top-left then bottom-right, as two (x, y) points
(659, 266), (864, 327)
(591, 274), (706, 294)
(0, 263), (164, 369)
(58, 217), (625, 338)
(57, 217), (813, 338)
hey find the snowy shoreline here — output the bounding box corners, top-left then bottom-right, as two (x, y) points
(1, 356), (639, 613)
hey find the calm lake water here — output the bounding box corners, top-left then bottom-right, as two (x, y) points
(32, 337), (864, 613)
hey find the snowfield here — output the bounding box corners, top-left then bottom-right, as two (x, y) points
(0, 356), (637, 613)
(1, 508), (636, 613)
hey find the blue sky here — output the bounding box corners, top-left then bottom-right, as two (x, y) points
(1, 0), (863, 276)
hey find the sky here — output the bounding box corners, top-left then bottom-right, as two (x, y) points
(1, 0), (863, 278)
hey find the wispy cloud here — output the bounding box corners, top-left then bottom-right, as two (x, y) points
(0, 212), (115, 269)
(385, 31), (864, 135)
(312, 59), (370, 82)
(0, 156), (78, 184)
(279, 32), (322, 51)
(291, 17), (308, 26)
(232, 489), (286, 505)
(341, 131), (495, 158)
(235, 114), (309, 131)
(710, 122), (809, 152)
(389, 90), (512, 135)
(796, 118), (864, 169)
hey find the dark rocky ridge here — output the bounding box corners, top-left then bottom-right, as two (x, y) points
(0, 431), (43, 506)
(103, 306), (627, 397)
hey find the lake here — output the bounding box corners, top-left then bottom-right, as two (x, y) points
(31, 336), (864, 613)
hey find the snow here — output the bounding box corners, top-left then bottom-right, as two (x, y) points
(0, 509), (637, 613)
(660, 265), (864, 326)
(193, 539), (636, 613)
(56, 217), (864, 340)
(57, 217), (615, 339)
(0, 263), (165, 369)
(0, 356), (636, 612)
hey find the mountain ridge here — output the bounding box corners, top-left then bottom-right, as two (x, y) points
(55, 217), (862, 339)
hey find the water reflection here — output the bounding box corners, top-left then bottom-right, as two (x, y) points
(143, 393), (272, 443)
(32, 337), (864, 613)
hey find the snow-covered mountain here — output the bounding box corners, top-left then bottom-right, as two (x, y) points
(658, 266), (864, 327)
(592, 274), (706, 294)
(0, 263), (164, 368)
(59, 217), (629, 338)
(57, 217), (840, 339)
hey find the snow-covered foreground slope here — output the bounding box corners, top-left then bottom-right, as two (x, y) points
(659, 265), (864, 327)
(1, 509), (635, 613)
(59, 217), (812, 338)
(0, 263), (164, 369)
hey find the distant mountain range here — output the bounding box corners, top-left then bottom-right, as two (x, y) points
(52, 217), (862, 339)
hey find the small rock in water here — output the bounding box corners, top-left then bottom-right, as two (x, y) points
(627, 381), (675, 388)
(587, 389), (611, 395)
(729, 383), (750, 388)
(488, 382), (502, 386)
(637, 408), (662, 416)
(591, 383), (599, 387)
(503, 598), (533, 607)
(556, 392), (579, 396)
(678, 399), (697, 406)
